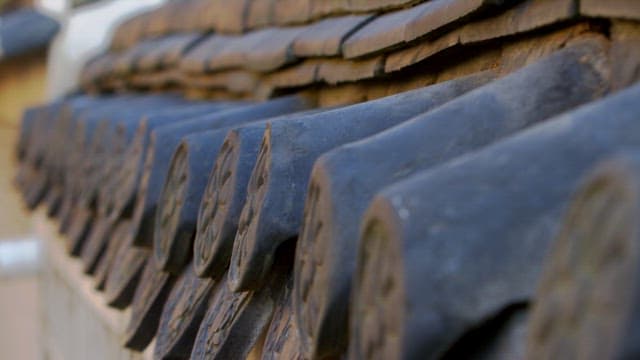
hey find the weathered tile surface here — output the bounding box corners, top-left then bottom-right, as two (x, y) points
(293, 14), (373, 57)
(385, 0), (578, 73)
(244, 27), (308, 71)
(342, 4), (424, 58)
(581, 0), (640, 21)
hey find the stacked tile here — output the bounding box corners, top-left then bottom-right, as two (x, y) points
(85, 0), (640, 103)
(349, 83), (640, 359)
(13, 1), (640, 360)
(527, 149), (640, 359)
(293, 39), (609, 359)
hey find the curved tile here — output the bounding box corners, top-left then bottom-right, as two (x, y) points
(581, 0), (640, 21)
(181, 35), (235, 74)
(195, 0), (250, 33)
(273, 0), (313, 25)
(137, 33), (205, 72)
(403, 0), (513, 43)
(260, 59), (321, 97)
(309, 0), (350, 19)
(207, 27), (306, 72)
(181, 70), (260, 94)
(343, 0), (518, 59)
(161, 33), (206, 68)
(342, 4), (422, 59)
(244, 26), (308, 71)
(318, 56), (385, 84)
(385, 0), (577, 73)
(293, 14), (373, 57)
(246, 0), (276, 29)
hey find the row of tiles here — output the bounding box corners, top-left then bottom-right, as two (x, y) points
(111, 0), (462, 51)
(84, 0), (611, 100)
(17, 37), (640, 358)
(110, 0), (640, 55)
(84, 0), (640, 99)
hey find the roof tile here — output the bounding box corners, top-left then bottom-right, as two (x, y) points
(309, 0), (350, 19)
(342, 3), (423, 58)
(318, 56), (385, 84)
(293, 14), (373, 57)
(180, 35), (235, 73)
(273, 0), (313, 25)
(196, 0), (249, 33)
(385, 0), (577, 73)
(343, 0), (519, 59)
(581, 0), (640, 21)
(244, 26), (308, 71)
(246, 0), (276, 29)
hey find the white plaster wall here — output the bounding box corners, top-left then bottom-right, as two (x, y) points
(43, 0), (166, 99)
(36, 212), (154, 360)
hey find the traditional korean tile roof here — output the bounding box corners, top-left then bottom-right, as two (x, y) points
(14, 1), (640, 359)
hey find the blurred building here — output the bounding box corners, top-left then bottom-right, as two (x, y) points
(0, 5), (58, 236)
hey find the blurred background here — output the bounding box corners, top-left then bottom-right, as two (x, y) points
(0, 0), (163, 358)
